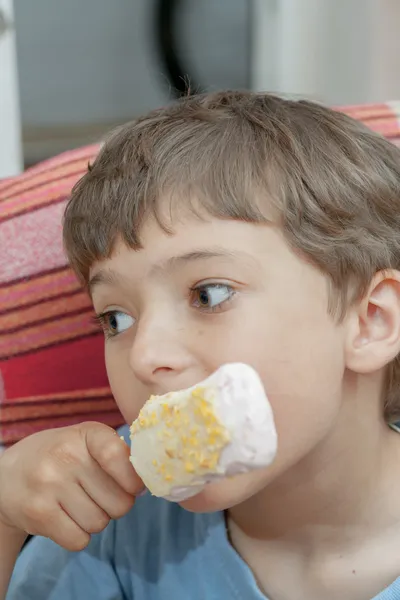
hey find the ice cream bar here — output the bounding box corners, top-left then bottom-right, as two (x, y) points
(129, 363), (277, 501)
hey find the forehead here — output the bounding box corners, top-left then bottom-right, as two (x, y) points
(88, 215), (331, 325)
(89, 217), (257, 276)
(89, 215), (301, 285)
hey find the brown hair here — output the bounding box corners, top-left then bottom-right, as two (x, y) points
(63, 90), (400, 421)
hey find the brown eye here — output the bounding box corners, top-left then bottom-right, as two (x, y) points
(95, 310), (135, 337)
(191, 284), (234, 311)
(107, 313), (119, 332)
(197, 288), (211, 307)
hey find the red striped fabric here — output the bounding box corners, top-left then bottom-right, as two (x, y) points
(0, 144), (124, 449)
(337, 101), (400, 143)
(1, 102), (400, 449)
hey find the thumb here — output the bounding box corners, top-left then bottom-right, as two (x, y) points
(82, 422), (143, 496)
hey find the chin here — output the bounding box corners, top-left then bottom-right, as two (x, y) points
(178, 470), (269, 513)
(178, 489), (226, 513)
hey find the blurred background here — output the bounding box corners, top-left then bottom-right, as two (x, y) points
(1, 0), (400, 178)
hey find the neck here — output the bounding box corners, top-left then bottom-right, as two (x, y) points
(229, 373), (400, 553)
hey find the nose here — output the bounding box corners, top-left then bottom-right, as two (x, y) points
(129, 312), (194, 391)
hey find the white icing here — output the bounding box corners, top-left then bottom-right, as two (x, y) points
(130, 363), (278, 502)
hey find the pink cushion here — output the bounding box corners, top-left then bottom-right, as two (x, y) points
(0, 144), (123, 450)
(338, 102), (400, 145)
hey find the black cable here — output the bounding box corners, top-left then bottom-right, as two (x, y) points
(154, 0), (200, 98)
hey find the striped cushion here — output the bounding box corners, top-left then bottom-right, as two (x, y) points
(338, 101), (400, 145)
(1, 102), (400, 450)
(0, 144), (123, 450)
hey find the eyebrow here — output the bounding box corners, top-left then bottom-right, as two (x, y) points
(88, 248), (253, 295)
(152, 248), (240, 273)
(88, 270), (122, 297)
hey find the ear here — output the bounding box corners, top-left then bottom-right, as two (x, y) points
(345, 270), (400, 374)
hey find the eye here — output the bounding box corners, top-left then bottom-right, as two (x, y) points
(94, 310), (135, 338)
(191, 283), (235, 312)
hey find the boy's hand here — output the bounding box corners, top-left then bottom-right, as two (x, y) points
(0, 423), (142, 552)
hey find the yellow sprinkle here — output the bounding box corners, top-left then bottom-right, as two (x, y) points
(165, 474), (173, 482)
(172, 415), (182, 428)
(139, 416), (148, 428)
(152, 459), (158, 467)
(209, 452), (219, 469)
(188, 450), (200, 461)
(131, 421), (139, 433)
(191, 387), (205, 399)
(185, 462), (195, 473)
(199, 402), (217, 424)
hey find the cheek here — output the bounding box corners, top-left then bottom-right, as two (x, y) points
(181, 332), (345, 515)
(105, 345), (148, 424)
(253, 320), (345, 481)
(197, 298), (346, 484)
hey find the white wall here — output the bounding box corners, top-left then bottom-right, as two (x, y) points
(370, 0), (400, 102)
(14, 0), (165, 127)
(13, 0), (249, 161)
(14, 0), (248, 127)
(251, 0), (400, 105)
(10, 0), (400, 163)
(0, 0), (22, 177)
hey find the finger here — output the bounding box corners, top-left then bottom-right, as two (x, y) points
(79, 460), (135, 520)
(54, 509), (91, 552)
(28, 504), (90, 552)
(84, 424), (143, 495)
(59, 483), (110, 534)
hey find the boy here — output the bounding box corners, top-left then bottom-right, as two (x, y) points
(1, 90), (400, 599)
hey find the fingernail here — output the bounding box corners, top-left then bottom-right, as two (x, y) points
(136, 487), (148, 498)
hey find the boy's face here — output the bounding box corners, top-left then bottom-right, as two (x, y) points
(90, 213), (347, 511)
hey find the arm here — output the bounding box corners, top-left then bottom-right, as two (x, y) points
(0, 523), (27, 600)
(0, 423), (142, 599)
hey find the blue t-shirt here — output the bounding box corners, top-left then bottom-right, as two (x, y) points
(6, 426), (400, 600)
